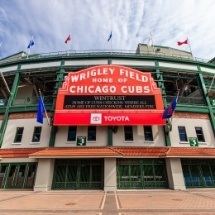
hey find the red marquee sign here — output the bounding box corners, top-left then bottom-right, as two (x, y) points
(53, 65), (166, 125)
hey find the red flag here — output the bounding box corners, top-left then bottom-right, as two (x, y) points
(177, 39), (188, 46)
(65, 35), (71, 44)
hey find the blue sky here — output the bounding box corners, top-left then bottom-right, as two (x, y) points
(0, 0), (215, 61)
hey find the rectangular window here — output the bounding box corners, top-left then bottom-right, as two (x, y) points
(178, 126), (188, 142)
(87, 126), (96, 141)
(32, 126), (42, 142)
(14, 127), (24, 143)
(195, 127), (205, 142)
(144, 126), (153, 141)
(124, 126), (133, 141)
(67, 126), (77, 141)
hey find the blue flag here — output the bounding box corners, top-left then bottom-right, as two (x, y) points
(162, 96), (178, 119)
(107, 31), (112, 42)
(27, 39), (35, 49)
(37, 96), (45, 124)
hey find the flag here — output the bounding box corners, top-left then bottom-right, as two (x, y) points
(65, 35), (71, 44)
(162, 96), (178, 119)
(107, 31), (112, 42)
(177, 39), (188, 46)
(27, 38), (35, 49)
(37, 96), (45, 124)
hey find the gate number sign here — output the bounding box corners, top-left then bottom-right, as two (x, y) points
(77, 136), (86, 146)
(189, 137), (198, 147)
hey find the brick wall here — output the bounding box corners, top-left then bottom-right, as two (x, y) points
(174, 112), (209, 119)
(8, 112), (51, 119)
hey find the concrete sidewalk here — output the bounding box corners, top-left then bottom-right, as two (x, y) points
(0, 189), (215, 214)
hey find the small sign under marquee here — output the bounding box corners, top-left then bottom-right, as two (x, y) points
(189, 137), (199, 147)
(77, 136), (86, 146)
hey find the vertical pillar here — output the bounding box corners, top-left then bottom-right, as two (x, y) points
(198, 71), (215, 136)
(155, 61), (171, 146)
(0, 70), (20, 147)
(107, 58), (113, 146)
(34, 158), (55, 191)
(104, 158), (116, 191)
(166, 158), (186, 190)
(49, 65), (65, 147)
(108, 58), (112, 64)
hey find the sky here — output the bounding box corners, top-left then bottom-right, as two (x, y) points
(0, 0), (215, 61)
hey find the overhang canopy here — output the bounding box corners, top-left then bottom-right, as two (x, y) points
(112, 147), (168, 157)
(0, 148), (43, 158)
(166, 147), (215, 158)
(29, 147), (122, 158)
(1, 147), (215, 159)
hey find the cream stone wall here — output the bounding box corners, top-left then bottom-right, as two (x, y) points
(55, 126), (108, 147)
(113, 126), (166, 146)
(1, 118), (50, 149)
(169, 118), (214, 147)
(0, 158), (37, 163)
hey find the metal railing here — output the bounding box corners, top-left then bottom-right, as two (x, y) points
(11, 96), (53, 106)
(0, 49), (211, 65)
(0, 96), (53, 108)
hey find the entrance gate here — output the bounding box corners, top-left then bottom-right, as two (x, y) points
(182, 159), (215, 188)
(0, 163), (37, 189)
(52, 159), (104, 190)
(117, 158), (168, 189)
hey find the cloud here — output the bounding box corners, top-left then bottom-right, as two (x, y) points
(0, 0), (214, 61)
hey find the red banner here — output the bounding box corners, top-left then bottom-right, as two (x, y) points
(54, 112), (165, 125)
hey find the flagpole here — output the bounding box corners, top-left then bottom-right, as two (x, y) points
(187, 37), (193, 56)
(69, 33), (71, 53)
(150, 32), (155, 54)
(65, 35), (71, 55)
(147, 41), (149, 53)
(107, 32), (112, 52)
(27, 36), (34, 58)
(109, 32), (112, 52)
(168, 90), (180, 131)
(38, 89), (51, 126)
(111, 17), (113, 52)
(111, 36), (112, 52)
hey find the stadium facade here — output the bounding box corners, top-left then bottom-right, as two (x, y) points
(0, 44), (215, 191)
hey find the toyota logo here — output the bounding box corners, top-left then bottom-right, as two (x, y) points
(93, 116), (100, 121)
